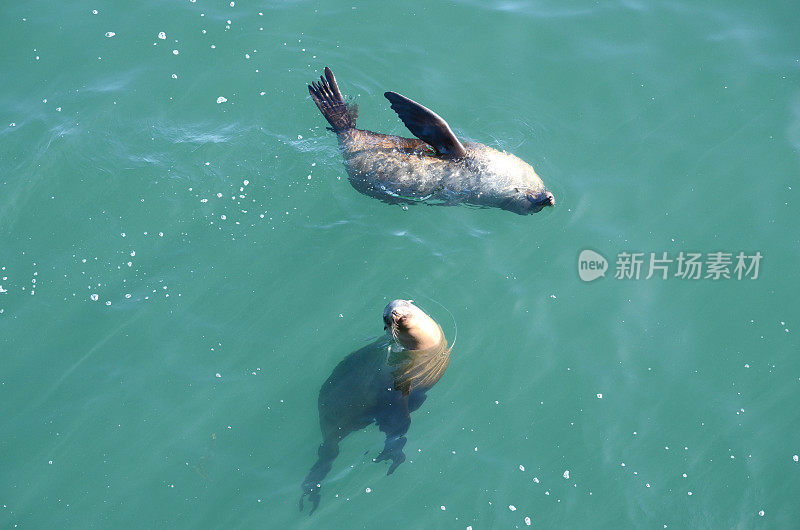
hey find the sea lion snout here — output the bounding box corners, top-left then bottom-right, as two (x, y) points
(516, 190), (555, 214)
(383, 299), (414, 330)
(528, 190), (556, 208)
(383, 309), (400, 330)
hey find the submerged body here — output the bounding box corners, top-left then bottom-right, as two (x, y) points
(308, 68), (555, 215)
(340, 129), (550, 213)
(299, 300), (451, 513)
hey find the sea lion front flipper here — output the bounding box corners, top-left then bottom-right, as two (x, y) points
(374, 392), (411, 474)
(384, 91), (467, 159)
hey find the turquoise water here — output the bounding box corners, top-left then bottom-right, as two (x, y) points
(2, 0), (799, 527)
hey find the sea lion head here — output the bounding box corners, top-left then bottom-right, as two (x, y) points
(499, 159), (555, 214)
(383, 299), (443, 351)
(465, 144), (556, 214)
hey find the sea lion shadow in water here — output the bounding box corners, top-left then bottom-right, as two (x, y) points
(299, 300), (450, 514)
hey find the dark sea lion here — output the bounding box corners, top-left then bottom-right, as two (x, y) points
(299, 300), (451, 513)
(308, 67), (555, 214)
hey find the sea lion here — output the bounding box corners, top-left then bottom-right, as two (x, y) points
(299, 300), (451, 513)
(308, 67), (555, 215)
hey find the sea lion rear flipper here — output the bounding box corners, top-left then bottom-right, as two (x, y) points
(299, 440), (340, 514)
(384, 91), (467, 159)
(308, 67), (356, 132)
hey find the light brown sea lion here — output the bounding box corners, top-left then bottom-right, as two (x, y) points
(299, 300), (451, 513)
(308, 67), (555, 214)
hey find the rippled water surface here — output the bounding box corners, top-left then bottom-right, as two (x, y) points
(2, 0), (799, 527)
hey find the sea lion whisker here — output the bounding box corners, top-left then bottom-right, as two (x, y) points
(389, 324), (400, 343)
(408, 294), (457, 350)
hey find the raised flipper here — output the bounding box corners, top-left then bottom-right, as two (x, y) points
(308, 67), (357, 132)
(384, 91), (467, 159)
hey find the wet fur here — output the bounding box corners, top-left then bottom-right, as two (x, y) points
(339, 129), (546, 212)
